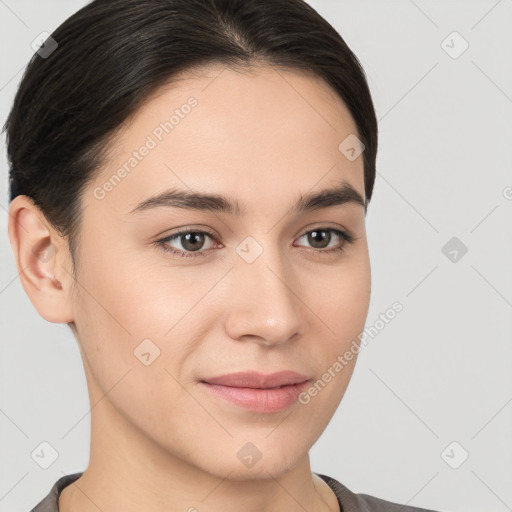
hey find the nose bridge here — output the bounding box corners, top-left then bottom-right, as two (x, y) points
(224, 236), (304, 344)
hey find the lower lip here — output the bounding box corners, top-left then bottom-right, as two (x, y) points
(199, 380), (310, 413)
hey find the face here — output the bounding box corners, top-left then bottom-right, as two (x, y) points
(68, 63), (371, 479)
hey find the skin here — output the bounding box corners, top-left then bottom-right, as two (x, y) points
(8, 63), (371, 512)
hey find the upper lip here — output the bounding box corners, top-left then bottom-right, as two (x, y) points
(201, 370), (310, 389)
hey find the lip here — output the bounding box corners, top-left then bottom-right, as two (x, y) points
(202, 370), (310, 388)
(199, 371), (311, 413)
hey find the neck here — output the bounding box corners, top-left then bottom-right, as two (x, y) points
(59, 377), (339, 512)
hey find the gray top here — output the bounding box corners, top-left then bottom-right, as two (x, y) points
(30, 472), (442, 512)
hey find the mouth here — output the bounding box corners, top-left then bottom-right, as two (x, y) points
(198, 370), (311, 413)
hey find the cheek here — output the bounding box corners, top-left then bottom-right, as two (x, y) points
(299, 254), (370, 406)
(71, 263), (196, 442)
(308, 253), (371, 342)
(71, 247), (217, 404)
(70, 250), (166, 389)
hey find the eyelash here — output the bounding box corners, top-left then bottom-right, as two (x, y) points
(154, 227), (355, 259)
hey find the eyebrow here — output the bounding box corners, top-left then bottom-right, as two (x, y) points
(128, 180), (366, 216)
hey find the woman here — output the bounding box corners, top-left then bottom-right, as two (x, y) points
(5, 0), (443, 510)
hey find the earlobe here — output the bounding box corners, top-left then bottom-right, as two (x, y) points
(7, 195), (74, 323)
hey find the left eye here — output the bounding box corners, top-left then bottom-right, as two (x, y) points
(155, 227), (353, 259)
(294, 228), (351, 251)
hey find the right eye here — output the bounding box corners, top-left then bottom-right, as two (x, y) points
(155, 228), (220, 259)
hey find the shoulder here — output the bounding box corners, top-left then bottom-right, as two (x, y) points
(355, 492), (443, 512)
(316, 473), (444, 512)
(30, 473), (83, 512)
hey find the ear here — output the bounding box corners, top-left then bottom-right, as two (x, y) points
(7, 195), (76, 323)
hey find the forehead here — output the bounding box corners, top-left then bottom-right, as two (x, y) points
(88, 63), (365, 215)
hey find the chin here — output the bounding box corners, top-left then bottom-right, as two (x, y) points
(201, 439), (307, 481)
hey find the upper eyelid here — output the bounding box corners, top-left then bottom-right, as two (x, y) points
(163, 221), (350, 236)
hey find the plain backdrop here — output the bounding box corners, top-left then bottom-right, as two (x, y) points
(1, 1), (511, 511)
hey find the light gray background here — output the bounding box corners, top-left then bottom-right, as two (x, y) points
(1, 1), (511, 511)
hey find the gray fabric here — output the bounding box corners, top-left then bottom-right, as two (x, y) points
(30, 472), (443, 511)
(316, 474), (442, 512)
(29, 473), (81, 512)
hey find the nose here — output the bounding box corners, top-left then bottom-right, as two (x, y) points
(223, 242), (306, 346)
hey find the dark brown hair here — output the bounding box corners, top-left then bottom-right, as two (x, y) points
(3, 0), (378, 275)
